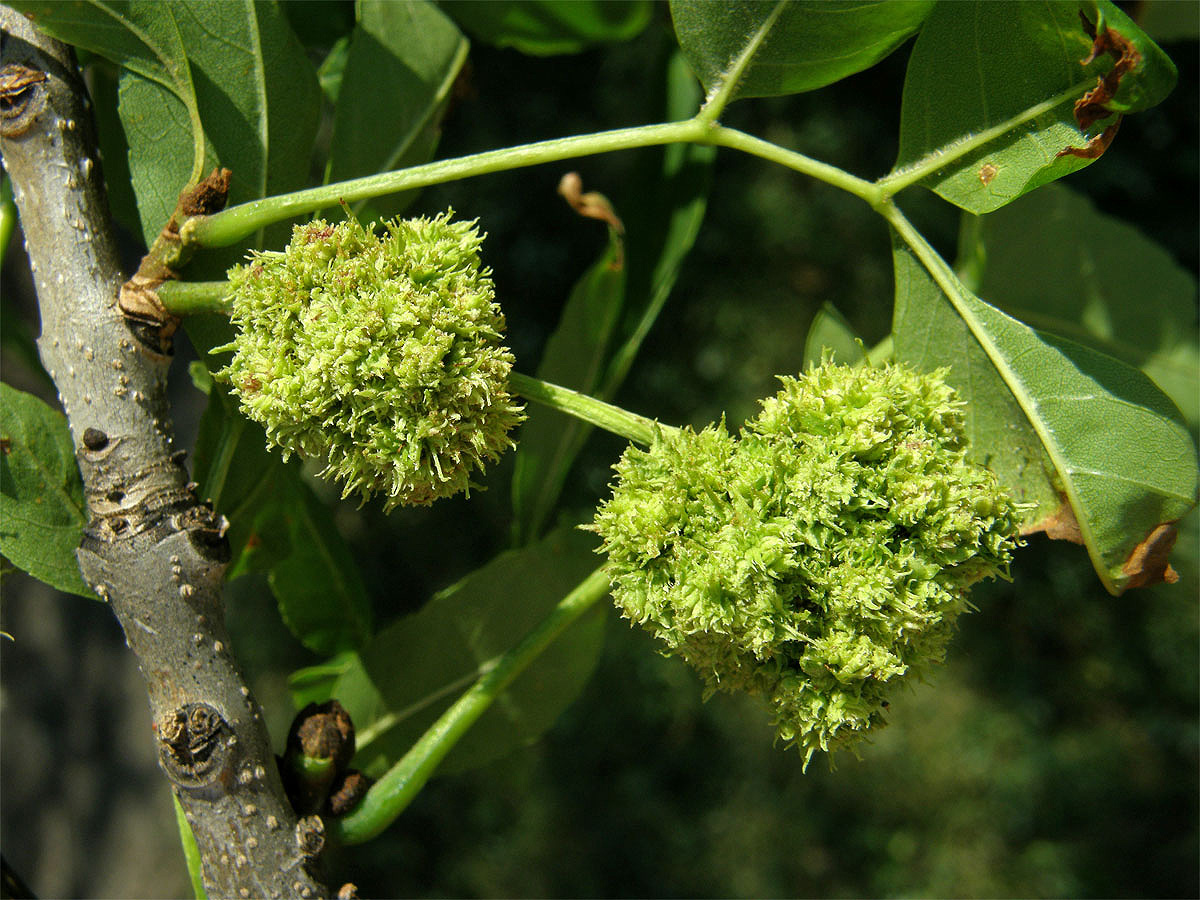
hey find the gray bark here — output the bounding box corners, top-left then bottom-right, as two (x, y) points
(0, 10), (328, 898)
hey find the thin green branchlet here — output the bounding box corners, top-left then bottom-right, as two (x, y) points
(589, 359), (1022, 765)
(177, 117), (882, 250)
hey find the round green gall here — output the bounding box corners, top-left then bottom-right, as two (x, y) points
(589, 360), (1021, 766)
(217, 213), (525, 509)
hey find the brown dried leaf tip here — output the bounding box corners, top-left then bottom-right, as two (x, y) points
(559, 172), (626, 235)
(1057, 11), (1140, 160)
(1121, 522), (1180, 590)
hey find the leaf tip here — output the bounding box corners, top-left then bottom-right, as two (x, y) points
(1119, 522), (1181, 591)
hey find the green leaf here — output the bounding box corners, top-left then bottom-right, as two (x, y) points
(0, 384), (92, 599)
(118, 71), (201, 246)
(173, 0), (321, 248)
(288, 527), (605, 776)
(192, 384), (371, 654)
(327, 0), (468, 220)
(803, 302), (867, 368)
(445, 0), (652, 56)
(670, 0), (933, 104)
(512, 234), (625, 545)
(267, 484), (373, 656)
(8, 0), (208, 191)
(891, 0), (1178, 214)
(970, 184), (1199, 428)
(21, 1), (321, 249)
(892, 229), (1198, 595)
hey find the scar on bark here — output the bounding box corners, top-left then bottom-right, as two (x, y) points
(119, 168), (232, 354)
(1057, 11), (1141, 160)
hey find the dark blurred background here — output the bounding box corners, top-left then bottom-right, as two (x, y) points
(2, 2), (1197, 897)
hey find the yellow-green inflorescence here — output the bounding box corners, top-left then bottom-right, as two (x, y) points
(590, 360), (1021, 765)
(218, 213), (525, 510)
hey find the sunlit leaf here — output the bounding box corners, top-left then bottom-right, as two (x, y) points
(670, 0), (933, 102)
(0, 384), (92, 598)
(891, 0), (1177, 214)
(970, 184), (1198, 427)
(893, 233), (1197, 595)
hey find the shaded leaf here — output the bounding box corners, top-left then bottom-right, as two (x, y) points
(892, 0), (1177, 214)
(512, 234), (625, 545)
(288, 527), (605, 776)
(803, 301), (866, 368)
(267, 484), (372, 656)
(327, 0), (468, 220)
(892, 233), (1198, 595)
(670, 0), (933, 103)
(172, 0), (321, 255)
(0, 384), (92, 598)
(970, 183), (1198, 427)
(117, 70), (201, 246)
(446, 0), (652, 56)
(9, 0), (208, 186)
(603, 49), (715, 393)
(192, 383), (371, 654)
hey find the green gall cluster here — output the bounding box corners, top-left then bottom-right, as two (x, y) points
(218, 213), (524, 509)
(590, 360), (1021, 765)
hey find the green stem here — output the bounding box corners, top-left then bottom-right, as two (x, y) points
(181, 118), (885, 249)
(184, 121), (705, 249)
(707, 125), (881, 206)
(332, 566), (612, 845)
(510, 371), (666, 447)
(158, 280), (232, 315)
(875, 81), (1087, 199)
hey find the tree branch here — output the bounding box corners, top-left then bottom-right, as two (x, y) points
(0, 10), (329, 897)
